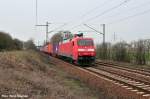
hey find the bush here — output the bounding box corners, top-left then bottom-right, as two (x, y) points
(0, 32), (23, 51)
(0, 32), (14, 51)
(13, 39), (23, 50)
(24, 39), (36, 50)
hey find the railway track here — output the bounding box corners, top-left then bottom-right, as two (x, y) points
(50, 56), (150, 99)
(95, 60), (150, 78)
(94, 62), (150, 86)
(96, 60), (150, 75)
(85, 67), (150, 97)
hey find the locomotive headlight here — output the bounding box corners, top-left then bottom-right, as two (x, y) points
(87, 49), (95, 51)
(78, 49), (85, 51)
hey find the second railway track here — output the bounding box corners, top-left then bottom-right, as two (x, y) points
(94, 62), (150, 85)
(85, 67), (150, 97)
(50, 56), (150, 99)
(95, 60), (150, 77)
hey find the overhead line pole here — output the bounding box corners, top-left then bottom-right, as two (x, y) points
(83, 24), (105, 45)
(84, 24), (106, 59)
(102, 24), (105, 46)
(36, 21), (51, 43)
(36, 0), (38, 25)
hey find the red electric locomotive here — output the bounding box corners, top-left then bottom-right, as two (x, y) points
(41, 33), (96, 65)
(58, 34), (96, 65)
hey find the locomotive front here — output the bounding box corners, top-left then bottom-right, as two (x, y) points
(76, 38), (96, 65)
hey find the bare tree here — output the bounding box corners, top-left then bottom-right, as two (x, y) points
(51, 32), (63, 44)
(135, 40), (146, 65)
(112, 41), (128, 62)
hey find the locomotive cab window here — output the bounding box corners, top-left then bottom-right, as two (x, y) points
(78, 39), (93, 46)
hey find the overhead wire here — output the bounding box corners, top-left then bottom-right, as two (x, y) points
(49, 23), (68, 33)
(91, 1), (150, 23)
(83, 0), (131, 23)
(108, 8), (150, 25)
(66, 0), (114, 30)
(81, 0), (113, 18)
(69, 0), (131, 30)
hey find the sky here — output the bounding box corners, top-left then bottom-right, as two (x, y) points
(0, 0), (150, 45)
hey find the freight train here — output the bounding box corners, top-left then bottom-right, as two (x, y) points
(40, 33), (96, 65)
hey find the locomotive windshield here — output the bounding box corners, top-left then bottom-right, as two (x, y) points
(78, 39), (93, 46)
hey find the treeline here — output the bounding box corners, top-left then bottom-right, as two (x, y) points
(0, 32), (36, 51)
(96, 39), (150, 65)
